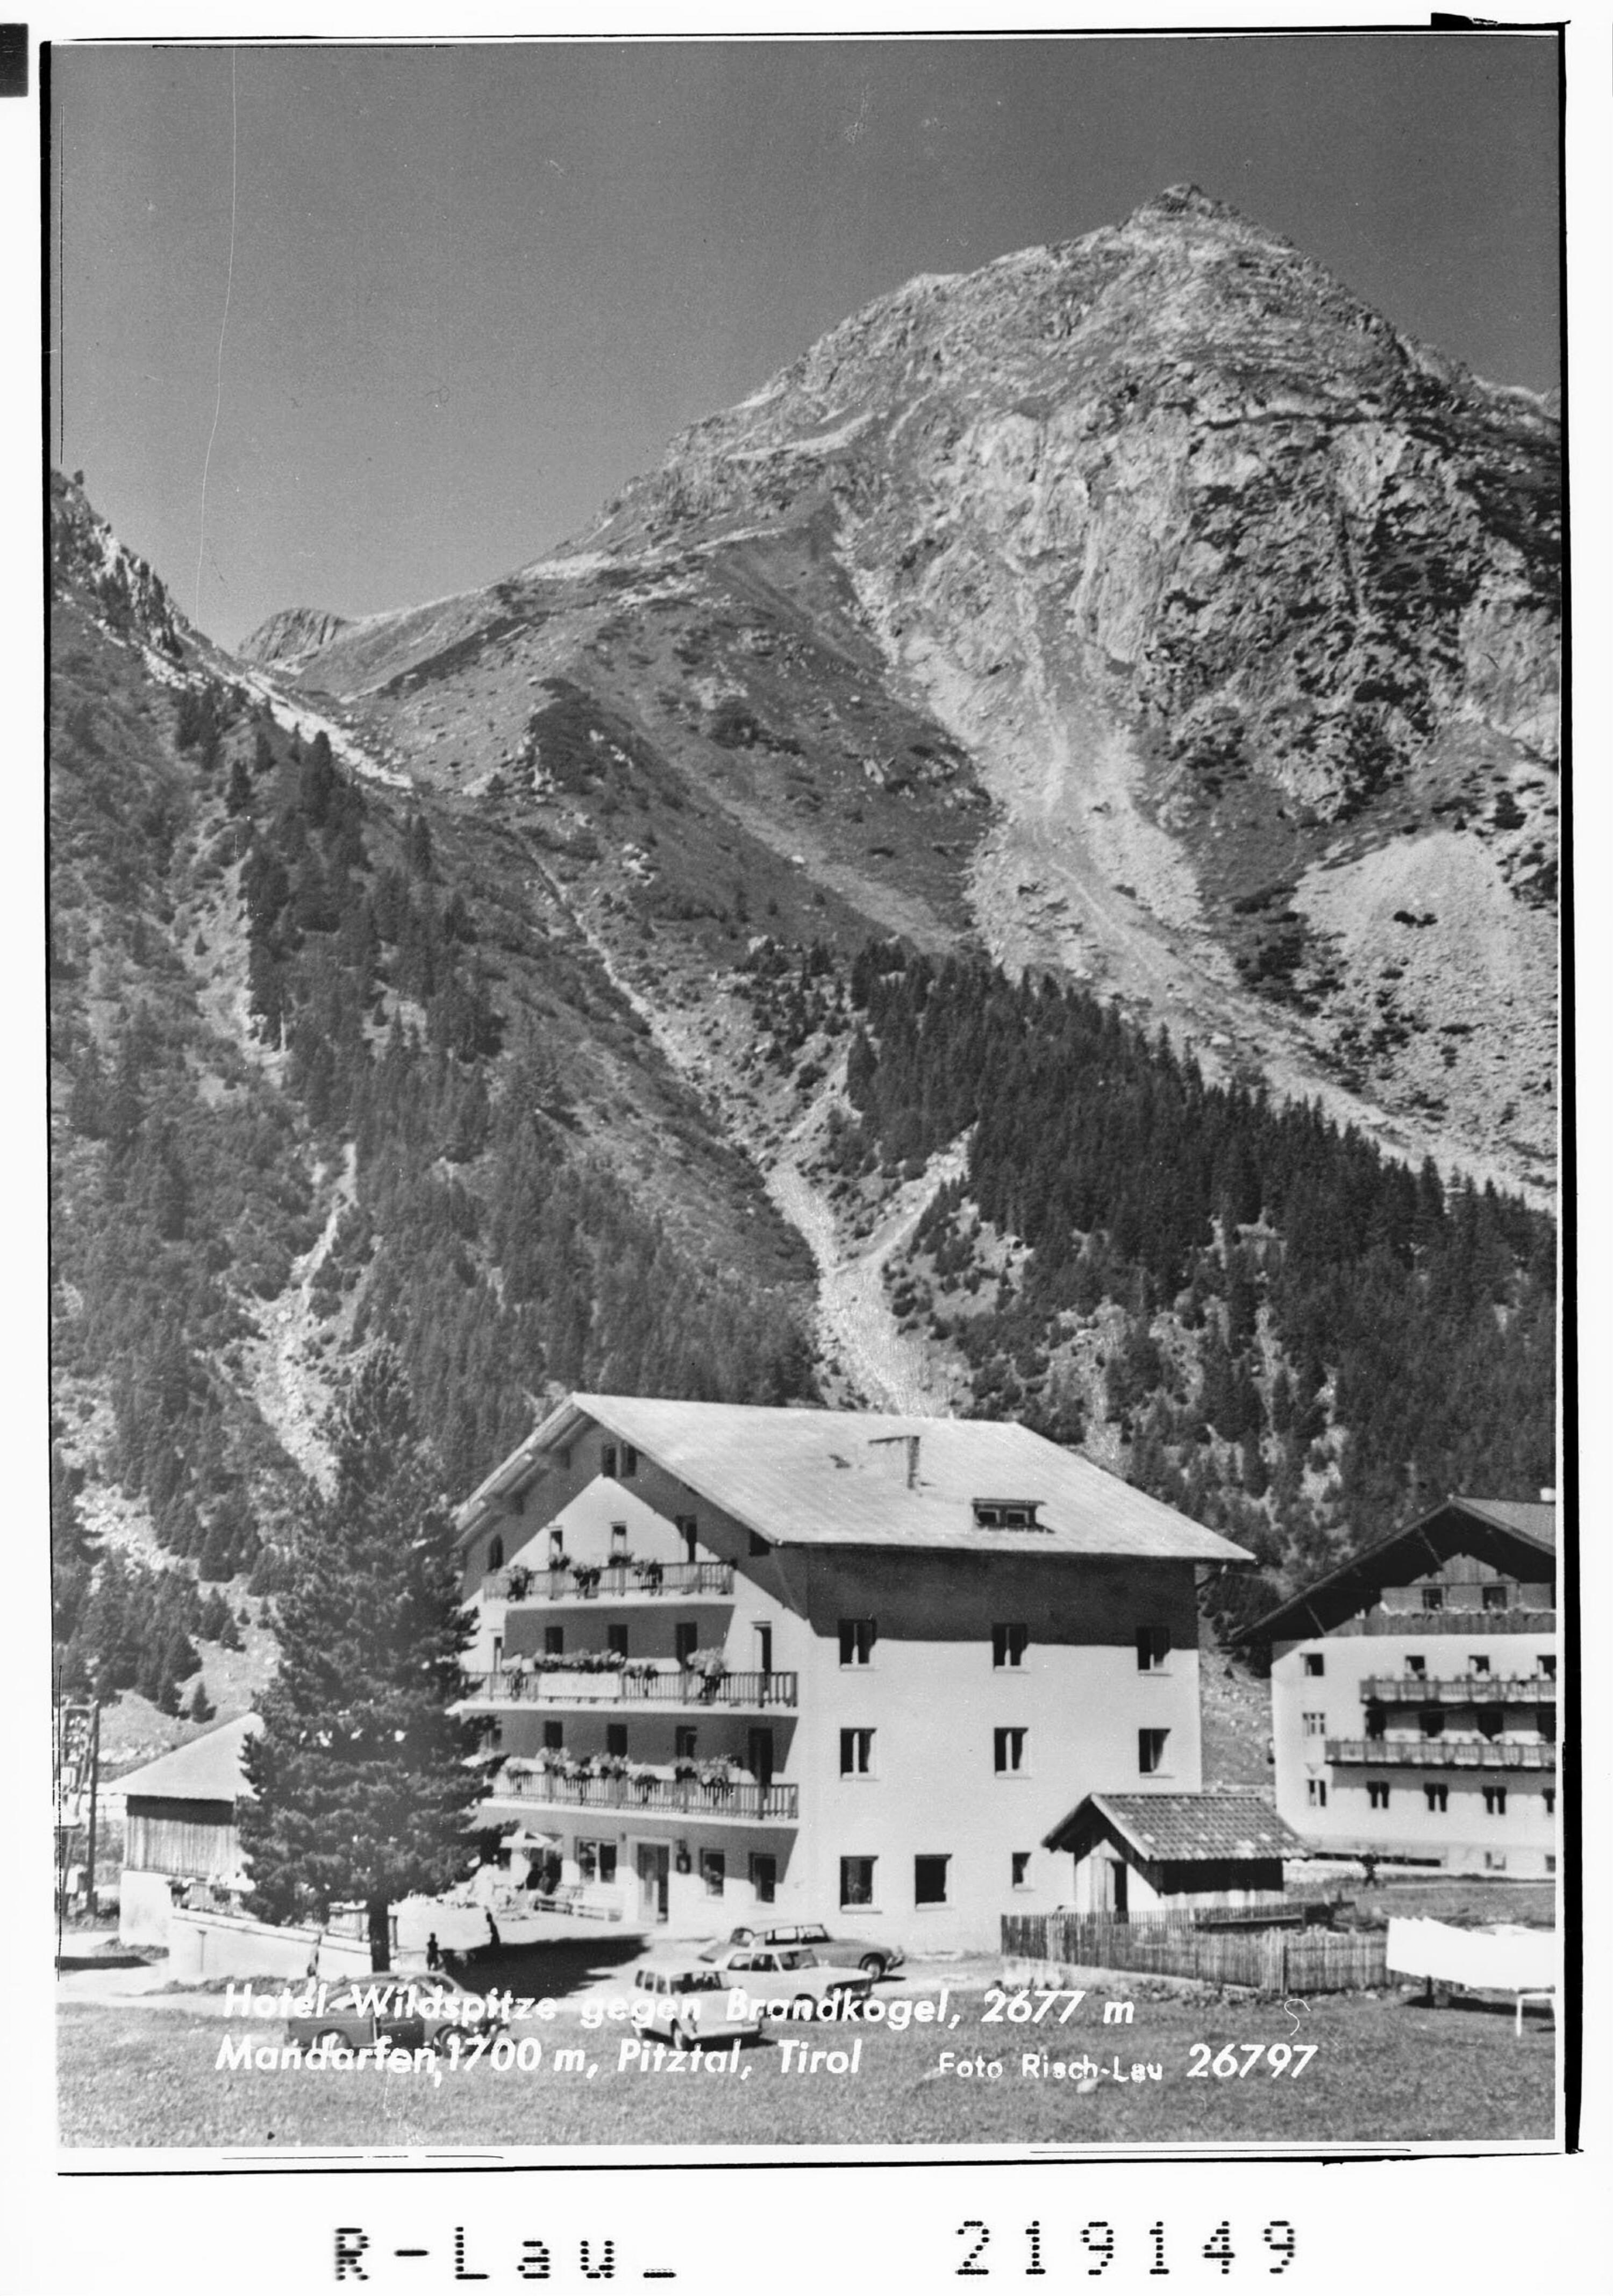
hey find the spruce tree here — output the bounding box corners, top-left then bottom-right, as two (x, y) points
(239, 1347), (480, 1967)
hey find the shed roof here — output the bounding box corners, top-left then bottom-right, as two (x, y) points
(1044, 1791), (1305, 1865)
(113, 1713), (261, 1806)
(458, 1395), (1251, 1565)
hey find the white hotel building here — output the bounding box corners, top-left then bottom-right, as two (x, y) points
(453, 1394), (1251, 1949)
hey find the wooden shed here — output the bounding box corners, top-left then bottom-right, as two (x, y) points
(1044, 1791), (1305, 1916)
(117, 1713), (261, 1943)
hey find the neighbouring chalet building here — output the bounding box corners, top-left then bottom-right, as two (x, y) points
(1241, 1496), (1558, 1878)
(1044, 1791), (1305, 1915)
(454, 1395), (1252, 1949)
(115, 1712), (261, 1944)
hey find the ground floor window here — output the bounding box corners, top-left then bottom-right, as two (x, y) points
(1483, 1786), (1508, 1816)
(1368, 1781), (1390, 1810)
(701, 1850), (726, 1898)
(1306, 1778), (1327, 1808)
(840, 1855), (876, 1909)
(1011, 1851), (1032, 1889)
(1424, 1785), (1448, 1814)
(750, 1853), (777, 1905)
(914, 1854), (950, 1906)
(1483, 1851), (1508, 1872)
(1544, 1789), (1556, 1816)
(577, 1839), (618, 1883)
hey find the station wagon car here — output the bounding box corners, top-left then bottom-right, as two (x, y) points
(631, 1965), (763, 2049)
(701, 1920), (904, 1977)
(700, 1943), (874, 2010)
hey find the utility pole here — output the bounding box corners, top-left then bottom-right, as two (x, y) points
(84, 1701), (102, 1921)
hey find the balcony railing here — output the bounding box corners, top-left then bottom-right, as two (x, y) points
(1361, 1674), (1557, 1706)
(462, 1667), (798, 1710)
(484, 1561), (735, 1603)
(1326, 1737), (1557, 1772)
(486, 1772), (799, 1822)
(1328, 1610), (1555, 1637)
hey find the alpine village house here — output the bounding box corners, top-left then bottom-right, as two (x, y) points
(453, 1395), (1253, 1949)
(1242, 1495), (1558, 1879)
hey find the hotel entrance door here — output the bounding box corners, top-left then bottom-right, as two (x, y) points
(636, 1841), (669, 1923)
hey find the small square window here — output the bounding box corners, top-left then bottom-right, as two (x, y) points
(994, 1726), (1028, 1774)
(543, 1720), (563, 1752)
(606, 1723), (627, 1758)
(1469, 1654), (1490, 1675)
(914, 1854), (950, 1906)
(1483, 1850), (1508, 1872)
(1425, 1784), (1448, 1814)
(701, 1850), (725, 1898)
(1421, 1587), (1445, 1613)
(840, 1728), (875, 1777)
(840, 1856), (876, 1909)
(1418, 1707), (1444, 1739)
(1406, 1655), (1427, 1676)
(1302, 1710), (1326, 1737)
(1011, 1851), (1032, 1889)
(993, 1623), (1029, 1669)
(1135, 1625), (1171, 1672)
(1138, 1728), (1169, 1776)
(839, 1618), (876, 1667)
(1482, 1584), (1509, 1612)
(1303, 1653), (1325, 1677)
(1307, 1778), (1327, 1809)
(1475, 1709), (1502, 1741)
(1368, 1781), (1390, 1810)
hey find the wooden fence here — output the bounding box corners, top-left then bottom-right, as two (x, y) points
(1002, 1913), (1388, 1993)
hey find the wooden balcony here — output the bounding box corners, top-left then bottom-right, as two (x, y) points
(460, 1666), (798, 1712)
(1328, 1609), (1555, 1637)
(483, 1772), (800, 1824)
(1326, 1737), (1556, 1772)
(1361, 1673), (1556, 1705)
(484, 1561), (736, 1605)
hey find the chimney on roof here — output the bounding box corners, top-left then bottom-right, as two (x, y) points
(867, 1432), (922, 1489)
(906, 1434), (920, 1490)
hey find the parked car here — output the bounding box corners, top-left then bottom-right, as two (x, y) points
(287, 1971), (502, 2058)
(701, 1919), (904, 1977)
(631, 1965), (763, 2050)
(700, 1942), (873, 2010)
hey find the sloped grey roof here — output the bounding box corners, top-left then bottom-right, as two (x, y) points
(458, 1394), (1252, 1565)
(1045, 1791), (1303, 1864)
(1453, 1496), (1557, 1548)
(112, 1713), (261, 1805)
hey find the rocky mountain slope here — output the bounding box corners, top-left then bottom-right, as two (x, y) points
(256, 184), (1558, 1200)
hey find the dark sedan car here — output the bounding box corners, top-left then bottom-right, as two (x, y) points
(287, 1971), (501, 2058)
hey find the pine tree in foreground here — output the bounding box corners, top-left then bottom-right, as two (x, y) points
(239, 1346), (481, 1967)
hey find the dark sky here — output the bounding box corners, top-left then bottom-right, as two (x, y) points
(51, 32), (1562, 649)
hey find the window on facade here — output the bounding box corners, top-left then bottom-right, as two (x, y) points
(601, 1444), (618, 1480)
(701, 1851), (725, 1898)
(1303, 1653), (1325, 1677)
(1541, 1655), (1557, 1680)
(1483, 1786), (1508, 1816)
(1538, 1707), (1558, 1744)
(839, 1618), (877, 1667)
(1406, 1655), (1427, 1676)
(1475, 1709), (1502, 1741)
(972, 1500), (1043, 1529)
(840, 1856), (876, 1909)
(993, 1623), (1029, 1669)
(607, 1625), (629, 1659)
(840, 1728), (875, 1777)
(1483, 1851), (1508, 1872)
(1421, 1587), (1445, 1612)
(1469, 1654), (1490, 1675)
(1482, 1583), (1509, 1611)
(610, 1523), (627, 1559)
(1364, 1704), (1386, 1741)
(1302, 1711), (1325, 1737)
(543, 1720), (563, 1752)
(1136, 1626), (1171, 1673)
(1368, 1781), (1390, 1810)
(606, 1723), (627, 1758)
(621, 1444), (639, 1479)
(750, 1853), (777, 1906)
(994, 1727), (1029, 1774)
(486, 1720), (504, 1752)
(544, 1626), (565, 1657)
(491, 1634), (504, 1673)
(914, 1855), (950, 1906)
(548, 1527), (565, 1566)
(1307, 1778), (1327, 1808)
(1546, 1855), (1557, 1875)
(675, 1624), (698, 1670)
(1425, 1784), (1449, 1814)
(1544, 1789), (1557, 1816)
(674, 1725), (697, 1760)
(577, 1841), (618, 1883)
(676, 1516), (699, 1565)
(1138, 1729), (1169, 1777)
(1418, 1707), (1444, 1739)
(488, 1534), (504, 1573)
(749, 1529), (769, 1556)
(1011, 1851), (1032, 1889)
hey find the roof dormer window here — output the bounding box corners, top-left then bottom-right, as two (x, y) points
(972, 1499), (1044, 1530)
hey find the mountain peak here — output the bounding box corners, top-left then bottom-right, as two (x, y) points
(1133, 182), (1248, 227)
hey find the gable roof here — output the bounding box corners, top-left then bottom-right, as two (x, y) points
(1044, 1791), (1304, 1865)
(112, 1713), (261, 1806)
(457, 1394), (1252, 1565)
(1233, 1495), (1558, 1646)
